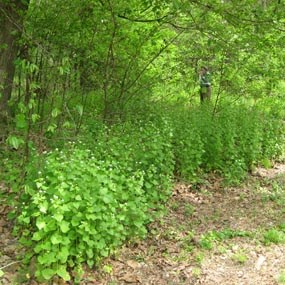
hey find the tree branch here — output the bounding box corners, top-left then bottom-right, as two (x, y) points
(117, 13), (170, 23)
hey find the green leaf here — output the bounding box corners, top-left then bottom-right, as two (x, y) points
(58, 246), (69, 263)
(47, 123), (57, 133)
(28, 98), (35, 109)
(61, 204), (69, 212)
(87, 259), (94, 267)
(54, 213), (64, 222)
(19, 236), (32, 247)
(102, 195), (112, 203)
(61, 236), (72, 245)
(36, 218), (46, 230)
(71, 216), (81, 226)
(38, 253), (55, 265)
(15, 113), (27, 129)
(52, 236), (70, 247)
(32, 231), (44, 241)
(51, 233), (62, 244)
(86, 248), (93, 258)
(41, 268), (55, 280)
(63, 121), (71, 128)
(57, 265), (70, 281)
(0, 269), (4, 277)
(31, 114), (40, 123)
(34, 243), (44, 254)
(39, 201), (48, 213)
(76, 104), (83, 116)
(51, 108), (60, 118)
(86, 213), (96, 221)
(6, 135), (22, 149)
(45, 219), (56, 232)
(60, 221), (70, 233)
(72, 202), (80, 209)
(20, 216), (30, 224)
(75, 194), (82, 201)
(59, 66), (64, 75)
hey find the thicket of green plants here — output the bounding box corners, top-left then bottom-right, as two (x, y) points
(172, 101), (285, 183)
(11, 118), (174, 281)
(5, 97), (282, 282)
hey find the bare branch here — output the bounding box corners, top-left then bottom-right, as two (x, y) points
(117, 13), (170, 23)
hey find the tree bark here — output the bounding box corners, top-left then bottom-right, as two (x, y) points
(0, 0), (29, 119)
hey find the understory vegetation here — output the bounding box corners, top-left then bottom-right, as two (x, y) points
(1, 99), (284, 282)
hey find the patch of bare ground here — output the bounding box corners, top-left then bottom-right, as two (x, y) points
(95, 163), (285, 285)
(1, 164), (285, 284)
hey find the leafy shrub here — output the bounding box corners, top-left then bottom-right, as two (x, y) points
(261, 116), (284, 160)
(10, 98), (285, 282)
(263, 228), (285, 245)
(171, 102), (285, 184)
(89, 118), (175, 211)
(17, 147), (149, 281)
(171, 108), (205, 182)
(16, 118), (175, 282)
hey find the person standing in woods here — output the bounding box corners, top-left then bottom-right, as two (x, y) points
(199, 66), (211, 103)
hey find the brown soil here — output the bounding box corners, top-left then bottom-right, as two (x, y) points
(1, 164), (285, 285)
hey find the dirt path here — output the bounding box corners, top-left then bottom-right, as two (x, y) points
(1, 164), (285, 284)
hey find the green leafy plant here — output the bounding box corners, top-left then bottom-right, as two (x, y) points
(199, 234), (215, 250)
(194, 252), (205, 265)
(16, 147), (149, 282)
(15, 118), (175, 282)
(213, 228), (251, 240)
(263, 228), (285, 245)
(171, 102), (285, 185)
(231, 250), (248, 264)
(192, 267), (202, 278)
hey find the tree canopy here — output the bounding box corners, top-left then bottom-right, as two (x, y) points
(0, 0), (284, 128)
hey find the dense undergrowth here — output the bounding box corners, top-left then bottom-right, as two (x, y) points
(1, 99), (285, 283)
(173, 102), (284, 183)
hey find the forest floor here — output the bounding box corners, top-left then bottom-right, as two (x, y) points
(1, 164), (285, 285)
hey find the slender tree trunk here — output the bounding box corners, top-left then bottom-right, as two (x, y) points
(0, 1), (29, 119)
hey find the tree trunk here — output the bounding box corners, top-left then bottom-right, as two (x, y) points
(0, 0), (29, 119)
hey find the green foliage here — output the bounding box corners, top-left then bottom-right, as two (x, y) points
(90, 118), (175, 211)
(260, 180), (285, 205)
(231, 250), (248, 264)
(4, 96), (285, 282)
(15, 118), (174, 282)
(263, 228), (285, 245)
(17, 147), (147, 281)
(199, 234), (214, 250)
(198, 228), (251, 250)
(213, 228), (251, 240)
(171, 107), (205, 182)
(184, 203), (195, 217)
(171, 101), (285, 184)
